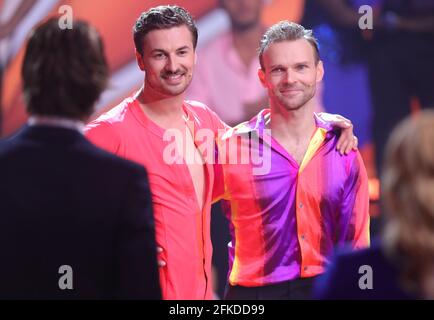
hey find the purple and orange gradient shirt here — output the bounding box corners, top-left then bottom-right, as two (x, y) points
(214, 109), (370, 287)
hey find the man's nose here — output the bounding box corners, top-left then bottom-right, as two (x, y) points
(165, 54), (179, 73)
(284, 70), (297, 84)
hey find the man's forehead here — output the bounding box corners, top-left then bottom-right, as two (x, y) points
(263, 39), (316, 64)
(143, 25), (194, 51)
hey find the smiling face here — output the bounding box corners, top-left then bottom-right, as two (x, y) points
(136, 25), (196, 98)
(258, 39), (323, 112)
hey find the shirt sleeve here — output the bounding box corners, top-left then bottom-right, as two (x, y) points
(338, 151), (370, 249)
(84, 120), (121, 155)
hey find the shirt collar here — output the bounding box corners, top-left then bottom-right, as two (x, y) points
(28, 116), (85, 134)
(230, 109), (334, 136)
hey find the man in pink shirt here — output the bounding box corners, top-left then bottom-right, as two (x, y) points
(85, 5), (357, 300)
(86, 6), (224, 300)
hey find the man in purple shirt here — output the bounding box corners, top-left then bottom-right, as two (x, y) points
(215, 21), (370, 300)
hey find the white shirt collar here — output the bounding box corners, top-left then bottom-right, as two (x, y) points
(28, 116), (85, 134)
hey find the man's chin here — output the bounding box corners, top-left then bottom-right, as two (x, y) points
(284, 105), (304, 111)
(162, 85), (188, 97)
(279, 99), (304, 111)
(278, 94), (314, 111)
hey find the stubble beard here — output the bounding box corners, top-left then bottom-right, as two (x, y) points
(147, 71), (192, 97)
(280, 96), (305, 111)
(278, 85), (316, 111)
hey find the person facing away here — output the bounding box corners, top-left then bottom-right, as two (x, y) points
(214, 21), (370, 300)
(85, 5), (359, 300)
(0, 18), (161, 299)
(315, 110), (434, 300)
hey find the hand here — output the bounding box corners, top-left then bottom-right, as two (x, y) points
(317, 112), (358, 155)
(157, 246), (166, 268)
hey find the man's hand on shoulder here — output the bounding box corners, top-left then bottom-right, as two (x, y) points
(318, 112), (358, 155)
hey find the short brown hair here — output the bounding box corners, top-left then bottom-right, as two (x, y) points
(133, 5), (198, 56)
(22, 18), (108, 120)
(259, 21), (320, 70)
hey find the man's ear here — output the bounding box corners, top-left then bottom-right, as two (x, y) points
(316, 60), (324, 83)
(135, 50), (146, 71)
(258, 68), (267, 88)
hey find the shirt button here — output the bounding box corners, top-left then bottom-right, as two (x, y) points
(299, 203), (303, 209)
(304, 266), (308, 271)
(301, 234), (306, 241)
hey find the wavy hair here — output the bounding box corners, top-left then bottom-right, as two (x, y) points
(382, 110), (434, 298)
(22, 18), (108, 120)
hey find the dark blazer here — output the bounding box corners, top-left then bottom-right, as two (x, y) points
(313, 239), (416, 300)
(0, 125), (161, 299)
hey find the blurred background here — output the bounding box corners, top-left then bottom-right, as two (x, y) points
(1, 0), (433, 298)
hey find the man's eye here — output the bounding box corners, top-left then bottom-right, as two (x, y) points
(271, 68), (284, 73)
(178, 51), (187, 56)
(154, 53), (165, 59)
(296, 65), (308, 70)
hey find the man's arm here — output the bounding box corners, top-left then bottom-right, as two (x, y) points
(317, 112), (358, 155)
(84, 121), (120, 154)
(86, 121), (168, 270)
(338, 152), (370, 249)
(115, 165), (161, 299)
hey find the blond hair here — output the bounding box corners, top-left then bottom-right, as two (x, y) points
(382, 110), (434, 297)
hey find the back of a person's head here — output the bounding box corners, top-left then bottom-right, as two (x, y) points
(382, 110), (434, 298)
(22, 18), (108, 120)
